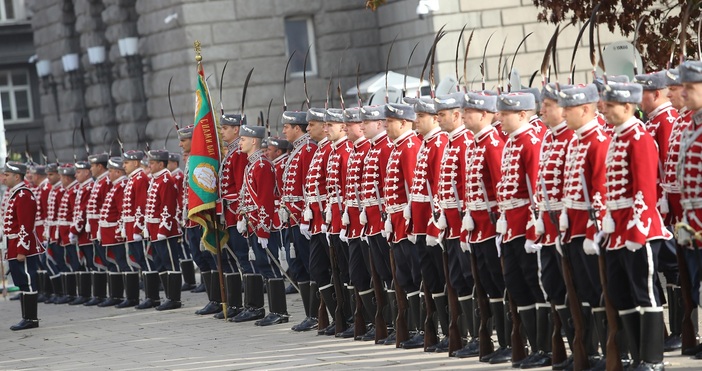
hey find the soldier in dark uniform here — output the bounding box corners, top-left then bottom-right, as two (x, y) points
(3, 162), (42, 330)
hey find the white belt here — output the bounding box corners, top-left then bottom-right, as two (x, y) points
(305, 195), (327, 203)
(361, 199), (381, 207)
(328, 196), (343, 205)
(5, 234), (19, 239)
(86, 213), (100, 219)
(606, 198), (634, 210)
(537, 200), (563, 211)
(438, 201), (459, 209)
(562, 199), (588, 210)
(56, 221), (71, 226)
(410, 194), (431, 203)
(466, 201), (497, 211)
(99, 221), (119, 228)
(35, 221), (45, 226)
(385, 203), (406, 214)
(123, 216), (135, 222)
(681, 198), (702, 210)
(145, 217), (161, 223)
(282, 196), (304, 202)
(498, 198), (530, 210)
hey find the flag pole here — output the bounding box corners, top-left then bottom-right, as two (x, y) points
(194, 41), (228, 320)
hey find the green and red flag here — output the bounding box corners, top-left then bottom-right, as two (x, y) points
(187, 41), (228, 254)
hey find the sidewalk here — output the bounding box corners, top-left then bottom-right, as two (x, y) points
(0, 288), (700, 370)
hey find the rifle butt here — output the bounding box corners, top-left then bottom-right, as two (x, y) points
(370, 257), (388, 341)
(550, 304), (567, 366)
(598, 254), (622, 371)
(389, 248), (409, 346)
(562, 255), (588, 369)
(354, 289), (366, 338)
(675, 243), (697, 351)
(443, 248), (462, 355)
(423, 283), (438, 350)
(470, 250), (494, 358)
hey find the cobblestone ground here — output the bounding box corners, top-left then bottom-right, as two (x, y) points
(0, 283), (701, 370)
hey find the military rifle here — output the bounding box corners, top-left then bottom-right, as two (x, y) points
(365, 183), (389, 342)
(329, 183), (347, 335)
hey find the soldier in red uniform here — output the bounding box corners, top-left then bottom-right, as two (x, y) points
(66, 161), (94, 305)
(169, 151), (196, 291)
(55, 164), (80, 304)
(220, 114), (251, 275)
(359, 105), (396, 343)
(676, 61), (702, 361)
(303, 107), (337, 335)
(462, 91), (512, 364)
(29, 165), (52, 302)
(3, 162), (42, 330)
(83, 153), (111, 306)
(96, 157), (136, 308)
(383, 102), (423, 348)
(44, 163), (66, 303)
(281, 111), (319, 332)
(426, 92), (478, 356)
(594, 75), (629, 137)
(495, 92), (547, 367)
(144, 149), (183, 311)
(601, 82), (670, 370)
(559, 83), (611, 367)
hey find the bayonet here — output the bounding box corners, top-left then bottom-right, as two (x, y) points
(24, 135), (33, 165)
(326, 74), (334, 109)
(373, 183), (386, 221)
(219, 60), (228, 116)
(282, 51), (295, 111)
(455, 24), (467, 90)
(450, 178), (464, 218)
(79, 117), (89, 158)
(49, 132), (59, 163)
(266, 98), (273, 138)
(525, 174), (538, 220)
(588, 2), (602, 78)
(303, 45), (312, 109)
(355, 63), (362, 107)
(39, 145), (48, 165)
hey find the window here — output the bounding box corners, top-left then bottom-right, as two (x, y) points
(0, 0), (27, 23)
(284, 17), (317, 77)
(0, 69), (33, 124)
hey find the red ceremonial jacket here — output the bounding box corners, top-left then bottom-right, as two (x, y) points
(122, 168), (149, 242)
(529, 115), (548, 141)
(680, 110), (702, 238)
(663, 108), (693, 225)
(3, 183), (41, 260)
(303, 138), (332, 235)
(410, 127), (448, 236)
(385, 130), (422, 243)
(344, 137), (371, 239)
(33, 178), (51, 242)
(326, 137), (352, 234)
(219, 138), (247, 228)
(69, 178), (94, 246)
(85, 172), (111, 241)
(57, 180), (79, 246)
(645, 102), (678, 215)
(360, 132), (394, 237)
(465, 125), (504, 244)
(282, 134), (316, 226)
(534, 122), (574, 246)
(238, 149), (276, 239)
(271, 153), (289, 231)
(562, 119), (610, 243)
(496, 123), (541, 243)
(46, 181), (64, 244)
(597, 112), (616, 137)
(603, 116), (671, 250)
(99, 176), (126, 246)
(145, 168), (181, 240)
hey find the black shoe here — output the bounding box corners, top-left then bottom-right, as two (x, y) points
(9, 293), (21, 301)
(37, 293), (47, 303)
(453, 338), (480, 358)
(292, 317), (318, 332)
(320, 322), (336, 336)
(135, 298), (159, 310)
(359, 326), (376, 341)
(97, 298), (122, 307)
(520, 350), (552, 369)
(383, 331), (397, 345)
(488, 346), (513, 364)
(115, 299), (139, 308)
(69, 296), (90, 305)
(44, 294), (57, 304)
(155, 299), (182, 311)
(54, 295), (75, 305)
(213, 306), (242, 320)
(683, 342), (702, 356)
(632, 361), (665, 371)
(551, 354), (573, 370)
(230, 307), (265, 322)
(10, 319), (39, 331)
(336, 325), (356, 338)
(427, 337), (449, 353)
(255, 312), (290, 326)
(190, 282), (206, 293)
(285, 283), (298, 295)
(181, 282), (197, 291)
(195, 301), (222, 315)
(664, 334), (682, 352)
(586, 357), (607, 371)
(83, 297), (104, 306)
(401, 332), (425, 349)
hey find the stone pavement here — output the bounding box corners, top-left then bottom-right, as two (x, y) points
(0, 287), (701, 370)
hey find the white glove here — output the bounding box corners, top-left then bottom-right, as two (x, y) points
(583, 238), (600, 255)
(143, 228), (150, 239)
(535, 216), (545, 236)
(279, 208), (288, 222)
(426, 235), (440, 247)
(408, 234), (417, 244)
(461, 212), (474, 232)
(361, 235), (369, 244)
(157, 233), (167, 241)
(258, 238), (268, 249)
(625, 240), (643, 252)
(340, 229), (348, 243)
(496, 215), (507, 234)
(676, 226), (693, 248)
(299, 223), (311, 240)
(524, 239), (541, 254)
(132, 233), (143, 242)
(69, 232), (77, 244)
(236, 219), (246, 234)
(495, 234), (502, 258)
(321, 224), (328, 234)
(594, 230), (607, 245)
(460, 241), (471, 253)
(85, 223), (91, 233)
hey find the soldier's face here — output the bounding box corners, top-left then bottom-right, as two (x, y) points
(462, 109), (482, 132)
(3, 172), (19, 188)
(47, 171), (59, 184)
(220, 125), (238, 143)
(108, 168), (123, 182)
(415, 112), (437, 136)
(667, 85), (684, 110)
(640, 90), (665, 115)
(179, 138), (191, 154)
(603, 102), (631, 126)
(167, 161), (178, 171)
(266, 146), (281, 159)
(0, 172), (6, 186)
(346, 122), (363, 142)
(324, 122), (346, 141)
(25, 172), (34, 184)
(385, 118), (405, 140)
(123, 160), (139, 175)
(361, 120), (381, 139)
(437, 109), (460, 132)
(499, 110), (526, 133)
(682, 82), (702, 111)
(60, 175), (74, 187)
(240, 136), (253, 154)
(90, 163), (105, 178)
(306, 121), (325, 141)
(539, 99), (563, 128)
(75, 169), (91, 183)
(148, 160), (165, 174)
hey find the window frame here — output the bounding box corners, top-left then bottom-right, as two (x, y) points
(284, 16), (318, 78)
(0, 69), (34, 125)
(0, 0), (27, 24)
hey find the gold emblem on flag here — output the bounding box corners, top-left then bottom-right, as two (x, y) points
(193, 162), (217, 193)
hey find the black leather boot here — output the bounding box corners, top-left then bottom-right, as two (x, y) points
(214, 272), (243, 319)
(427, 293), (450, 353)
(70, 272), (92, 305)
(116, 272), (140, 308)
(36, 271), (47, 302)
(42, 271), (54, 303)
(519, 305), (552, 369)
(98, 272), (124, 307)
(336, 285), (356, 338)
(485, 300), (511, 364)
(85, 272), (108, 306)
(47, 274), (63, 304)
(197, 271), (221, 315)
(380, 289), (399, 345)
(136, 272), (160, 309)
(664, 286), (682, 352)
(401, 291), (424, 349)
(358, 288), (377, 341)
(619, 310), (641, 366)
(156, 272), (183, 310)
(318, 283), (338, 335)
(11, 293), (39, 331)
(56, 272), (77, 304)
(231, 274), (265, 322)
(291, 281), (318, 331)
(179, 259), (197, 291)
(454, 296), (480, 358)
(637, 311), (664, 370)
(256, 277), (289, 326)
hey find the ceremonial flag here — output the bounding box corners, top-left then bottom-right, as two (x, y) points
(187, 41), (228, 254)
